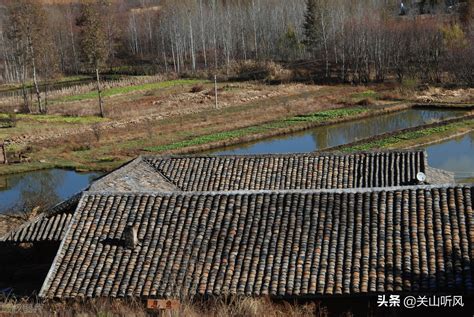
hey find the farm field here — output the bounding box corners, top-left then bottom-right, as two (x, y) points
(0, 76), (472, 176)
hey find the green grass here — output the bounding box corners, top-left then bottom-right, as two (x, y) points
(0, 113), (105, 124)
(343, 119), (474, 152)
(350, 90), (378, 99)
(144, 121), (292, 152)
(145, 107), (371, 152)
(287, 107), (369, 122)
(56, 79), (207, 102)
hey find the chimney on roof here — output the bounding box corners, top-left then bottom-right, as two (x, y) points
(124, 225), (138, 249)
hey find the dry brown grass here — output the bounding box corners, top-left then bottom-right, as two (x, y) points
(190, 84), (205, 93)
(0, 297), (352, 317)
(230, 61), (293, 83)
(355, 98), (375, 106)
(0, 75), (167, 111)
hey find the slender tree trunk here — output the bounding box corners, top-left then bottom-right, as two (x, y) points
(161, 29), (168, 73)
(320, 12), (329, 78)
(29, 38), (42, 113)
(68, 7), (79, 75)
(96, 67), (104, 118)
(32, 62), (42, 113)
(189, 13), (196, 72)
(171, 36), (177, 73)
(212, 0), (218, 69)
(199, 0), (207, 68)
(240, 10), (247, 60)
(252, 0), (258, 59)
(21, 81), (29, 113)
(44, 83), (48, 112)
(214, 74), (218, 109)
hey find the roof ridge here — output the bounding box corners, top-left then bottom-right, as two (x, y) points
(83, 183), (471, 197)
(140, 149), (427, 160)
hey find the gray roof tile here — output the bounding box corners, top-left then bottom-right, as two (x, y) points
(39, 185), (474, 298)
(144, 151), (429, 191)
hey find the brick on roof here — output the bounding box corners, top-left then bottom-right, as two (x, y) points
(39, 185), (474, 299)
(144, 151), (429, 191)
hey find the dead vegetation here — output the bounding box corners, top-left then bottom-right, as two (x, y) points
(414, 86), (474, 103)
(230, 60), (293, 83)
(0, 297), (358, 317)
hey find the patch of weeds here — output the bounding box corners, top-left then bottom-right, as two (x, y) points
(190, 84), (205, 93)
(343, 122), (466, 152)
(350, 90), (378, 99)
(92, 123), (102, 142)
(71, 144), (91, 152)
(144, 121), (292, 152)
(10, 114), (105, 124)
(287, 107), (369, 123)
(0, 113), (17, 128)
(97, 156), (117, 162)
(400, 78), (418, 91)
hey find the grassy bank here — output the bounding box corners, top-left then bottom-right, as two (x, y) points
(144, 107), (371, 152)
(341, 118), (474, 152)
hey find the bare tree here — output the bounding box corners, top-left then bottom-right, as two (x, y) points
(4, 0), (50, 113)
(77, 0), (110, 118)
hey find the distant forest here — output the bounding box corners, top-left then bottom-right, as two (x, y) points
(0, 0), (473, 86)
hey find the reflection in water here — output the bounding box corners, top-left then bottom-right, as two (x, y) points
(213, 109), (465, 155)
(423, 131), (474, 183)
(0, 169), (101, 214)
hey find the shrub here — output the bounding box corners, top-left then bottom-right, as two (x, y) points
(0, 113), (17, 128)
(190, 84), (205, 93)
(356, 98), (375, 106)
(230, 60), (293, 82)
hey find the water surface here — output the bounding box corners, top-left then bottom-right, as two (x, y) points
(0, 169), (101, 214)
(423, 131), (474, 183)
(212, 108), (465, 155)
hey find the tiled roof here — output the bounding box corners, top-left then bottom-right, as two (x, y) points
(1, 194), (80, 243)
(40, 185), (474, 298)
(144, 151), (430, 191)
(89, 158), (178, 192)
(3, 151), (441, 245)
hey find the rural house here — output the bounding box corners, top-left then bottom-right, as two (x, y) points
(2, 150), (471, 301)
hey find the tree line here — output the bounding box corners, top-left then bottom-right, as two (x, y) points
(0, 0), (473, 107)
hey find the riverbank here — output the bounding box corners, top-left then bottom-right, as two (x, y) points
(0, 79), (472, 176)
(338, 116), (474, 152)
